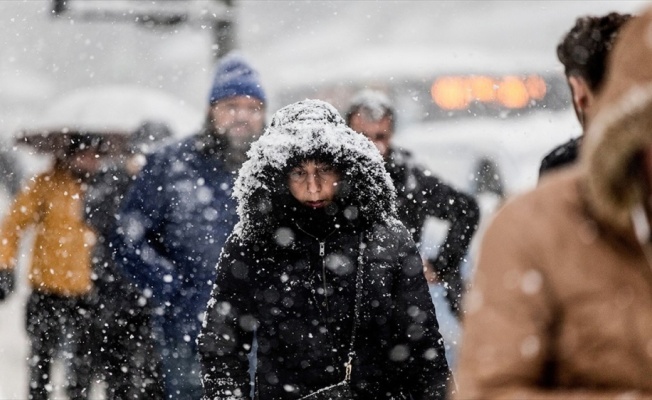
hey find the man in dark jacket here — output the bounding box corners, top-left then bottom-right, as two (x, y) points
(539, 12), (632, 177)
(198, 99), (452, 400)
(346, 90), (479, 318)
(112, 52), (266, 400)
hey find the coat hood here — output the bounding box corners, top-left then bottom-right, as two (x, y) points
(233, 99), (397, 240)
(581, 8), (651, 235)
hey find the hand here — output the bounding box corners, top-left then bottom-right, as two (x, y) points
(0, 268), (15, 301)
(424, 258), (464, 319)
(422, 259), (440, 284)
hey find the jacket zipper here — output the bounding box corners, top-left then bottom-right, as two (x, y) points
(319, 241), (328, 313)
(294, 223), (337, 314)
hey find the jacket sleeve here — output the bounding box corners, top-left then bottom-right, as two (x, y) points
(390, 222), (453, 400)
(198, 235), (255, 400)
(111, 155), (181, 306)
(418, 169), (480, 315)
(0, 177), (41, 269)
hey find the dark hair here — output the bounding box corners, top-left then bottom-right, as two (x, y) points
(557, 12), (633, 93)
(285, 152), (337, 173)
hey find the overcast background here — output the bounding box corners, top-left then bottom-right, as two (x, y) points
(0, 1), (648, 134)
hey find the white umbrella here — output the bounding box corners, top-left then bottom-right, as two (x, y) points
(16, 84), (204, 153)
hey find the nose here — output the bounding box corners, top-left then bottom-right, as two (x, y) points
(306, 173), (321, 194)
(234, 107), (250, 122)
(235, 106), (260, 121)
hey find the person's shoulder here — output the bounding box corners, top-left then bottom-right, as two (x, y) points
(392, 146), (442, 178)
(542, 135), (581, 161)
(390, 146), (414, 160)
(494, 167), (583, 231)
(390, 146), (420, 170)
(540, 135), (582, 175)
(219, 232), (258, 262)
(18, 170), (52, 194)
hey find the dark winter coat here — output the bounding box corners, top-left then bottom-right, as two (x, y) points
(86, 166), (143, 313)
(112, 134), (238, 344)
(538, 135), (581, 178)
(198, 100), (451, 400)
(386, 147), (479, 315)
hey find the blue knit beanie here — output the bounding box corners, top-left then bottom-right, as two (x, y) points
(208, 52), (266, 105)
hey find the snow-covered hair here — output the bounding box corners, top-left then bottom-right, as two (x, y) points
(345, 89), (394, 127)
(233, 99), (397, 239)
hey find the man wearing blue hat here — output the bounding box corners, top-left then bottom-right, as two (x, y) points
(112, 52), (266, 400)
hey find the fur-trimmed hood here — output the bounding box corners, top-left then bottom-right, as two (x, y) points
(581, 8), (651, 235)
(232, 99), (397, 240)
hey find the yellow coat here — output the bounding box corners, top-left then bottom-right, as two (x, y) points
(0, 168), (95, 296)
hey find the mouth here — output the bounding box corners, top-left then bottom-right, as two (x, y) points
(305, 200), (327, 208)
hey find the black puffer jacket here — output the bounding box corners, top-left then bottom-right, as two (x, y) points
(198, 100), (451, 400)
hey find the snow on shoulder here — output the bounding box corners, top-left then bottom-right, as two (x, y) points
(233, 99), (397, 239)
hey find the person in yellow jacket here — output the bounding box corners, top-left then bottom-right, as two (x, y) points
(0, 135), (101, 400)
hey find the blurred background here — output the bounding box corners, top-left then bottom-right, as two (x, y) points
(0, 1), (647, 398)
(0, 0), (647, 197)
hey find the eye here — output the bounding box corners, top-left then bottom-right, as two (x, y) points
(289, 170), (306, 181)
(316, 165), (337, 178)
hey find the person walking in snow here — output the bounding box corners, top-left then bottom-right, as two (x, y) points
(539, 12), (632, 177)
(0, 135), (102, 400)
(456, 7), (652, 398)
(198, 99), (452, 399)
(85, 121), (172, 400)
(112, 52), (267, 400)
(345, 90), (479, 318)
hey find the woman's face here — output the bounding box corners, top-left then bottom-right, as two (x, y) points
(287, 160), (340, 209)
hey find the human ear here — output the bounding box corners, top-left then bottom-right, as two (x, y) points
(568, 76), (595, 126)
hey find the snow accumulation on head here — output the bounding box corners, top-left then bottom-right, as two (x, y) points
(347, 89), (393, 120)
(233, 99), (396, 236)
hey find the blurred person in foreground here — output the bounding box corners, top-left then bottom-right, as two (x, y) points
(198, 99), (452, 399)
(0, 135), (102, 400)
(85, 121), (173, 399)
(539, 12), (632, 177)
(112, 52), (266, 399)
(455, 8), (652, 398)
(346, 90), (480, 319)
